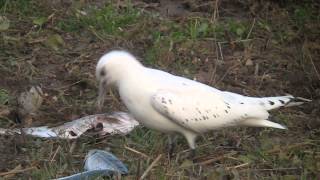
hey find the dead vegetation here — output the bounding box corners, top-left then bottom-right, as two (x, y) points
(0, 0), (319, 179)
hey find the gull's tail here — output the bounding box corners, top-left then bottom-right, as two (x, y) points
(240, 119), (287, 129)
(258, 95), (311, 111)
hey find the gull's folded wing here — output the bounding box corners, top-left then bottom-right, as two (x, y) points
(150, 88), (269, 133)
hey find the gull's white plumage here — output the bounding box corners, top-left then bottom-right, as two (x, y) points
(96, 50), (309, 150)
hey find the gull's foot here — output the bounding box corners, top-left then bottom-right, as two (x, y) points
(168, 142), (175, 159)
(189, 149), (196, 160)
(177, 148), (197, 163)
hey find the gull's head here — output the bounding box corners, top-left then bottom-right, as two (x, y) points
(95, 50), (142, 110)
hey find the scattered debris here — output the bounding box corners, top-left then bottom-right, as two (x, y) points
(17, 86), (43, 118)
(18, 87), (43, 114)
(0, 105), (10, 117)
(0, 112), (139, 139)
(57, 149), (128, 180)
(0, 164), (36, 177)
(245, 58), (253, 66)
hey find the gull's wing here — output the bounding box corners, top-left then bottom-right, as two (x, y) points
(147, 68), (306, 132)
(150, 87), (269, 133)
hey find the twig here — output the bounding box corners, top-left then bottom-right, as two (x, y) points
(0, 167), (36, 176)
(139, 154), (162, 180)
(136, 159), (141, 180)
(254, 63), (259, 76)
(240, 167), (300, 172)
(69, 140), (77, 154)
(124, 145), (149, 158)
(209, 55), (218, 85)
(217, 42), (224, 61)
(47, 12), (55, 23)
(197, 156), (225, 165)
(43, 80), (83, 91)
(212, 0), (219, 23)
(226, 163), (249, 170)
(28, 38), (47, 44)
(257, 71), (268, 90)
(215, 62), (240, 85)
(165, 174), (189, 178)
(50, 145), (61, 164)
(214, 39), (253, 44)
(306, 50), (320, 81)
(246, 18), (256, 40)
(89, 27), (106, 42)
(179, 143), (212, 154)
(196, 151), (237, 165)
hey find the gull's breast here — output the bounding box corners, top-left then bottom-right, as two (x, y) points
(119, 83), (187, 134)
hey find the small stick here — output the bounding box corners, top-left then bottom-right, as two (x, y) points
(240, 167), (299, 172)
(215, 39), (253, 44)
(136, 159), (141, 180)
(212, 0), (219, 22)
(69, 140), (77, 154)
(198, 157), (224, 165)
(139, 154), (162, 180)
(89, 27), (106, 42)
(0, 167), (36, 176)
(305, 48), (320, 81)
(165, 174), (189, 178)
(246, 18), (256, 40)
(254, 63), (259, 76)
(197, 151), (237, 165)
(50, 145), (61, 164)
(226, 163), (249, 170)
(218, 42), (224, 61)
(215, 63), (240, 85)
(124, 145), (149, 158)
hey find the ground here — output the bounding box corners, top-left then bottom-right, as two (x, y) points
(0, 0), (319, 179)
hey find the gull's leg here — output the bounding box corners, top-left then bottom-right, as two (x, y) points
(168, 134), (177, 158)
(185, 133), (198, 160)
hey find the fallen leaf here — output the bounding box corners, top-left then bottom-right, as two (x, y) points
(0, 105), (10, 117)
(179, 159), (193, 169)
(18, 86), (43, 117)
(45, 34), (65, 51)
(236, 27), (245, 37)
(0, 16), (10, 31)
(245, 58), (253, 66)
(32, 17), (47, 26)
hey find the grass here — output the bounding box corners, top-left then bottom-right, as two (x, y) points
(58, 3), (141, 36)
(0, 0), (319, 179)
(0, 88), (9, 105)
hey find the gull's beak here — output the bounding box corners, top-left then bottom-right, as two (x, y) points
(97, 79), (107, 111)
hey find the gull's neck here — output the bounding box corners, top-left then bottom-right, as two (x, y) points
(116, 64), (146, 88)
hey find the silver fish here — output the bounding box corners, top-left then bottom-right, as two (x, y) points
(0, 112), (139, 139)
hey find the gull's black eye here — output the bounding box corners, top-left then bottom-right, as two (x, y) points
(100, 69), (106, 76)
